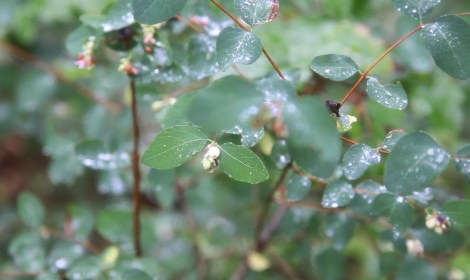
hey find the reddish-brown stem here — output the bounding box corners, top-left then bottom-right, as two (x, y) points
(0, 40), (120, 112)
(456, 12), (470, 17)
(174, 15), (203, 33)
(291, 164), (328, 184)
(341, 136), (390, 154)
(339, 24), (424, 106)
(209, 0), (286, 80)
(130, 80), (142, 257)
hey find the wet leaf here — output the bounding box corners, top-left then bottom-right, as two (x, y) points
(310, 54), (359, 81)
(75, 140), (130, 170)
(285, 172), (311, 201)
(454, 145), (470, 183)
(188, 76), (264, 132)
(380, 130), (407, 152)
(234, 0), (279, 26)
(132, 0), (188, 24)
(81, 0), (134, 32)
(141, 125), (208, 170)
(372, 193), (413, 234)
(283, 96), (341, 179)
(396, 257), (436, 280)
(392, 0), (440, 19)
(366, 77), (408, 110)
(218, 143), (270, 184)
(441, 200), (470, 227)
(349, 180), (386, 215)
(17, 192), (45, 229)
(66, 256), (103, 280)
(342, 144), (381, 180)
(187, 34), (219, 80)
(216, 27), (263, 71)
(326, 214), (356, 251)
(321, 179), (355, 208)
(9, 232), (46, 272)
(420, 15), (470, 80)
(270, 139), (291, 169)
(48, 241), (85, 271)
(97, 209), (132, 243)
(67, 205), (94, 241)
(385, 132), (449, 195)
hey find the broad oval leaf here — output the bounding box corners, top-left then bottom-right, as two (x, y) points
(188, 76), (264, 132)
(141, 125), (208, 170)
(441, 200), (470, 227)
(454, 144), (470, 183)
(81, 0), (134, 32)
(397, 257), (436, 280)
(234, 0), (279, 26)
(187, 34), (220, 80)
(97, 209), (132, 243)
(321, 179), (355, 208)
(326, 214), (356, 251)
(216, 27), (263, 71)
(392, 0), (440, 19)
(132, 0), (188, 24)
(385, 132), (449, 195)
(380, 130), (407, 152)
(285, 172), (311, 201)
(310, 54), (359, 81)
(420, 15), (470, 80)
(75, 140), (130, 170)
(65, 256), (102, 280)
(342, 144), (381, 180)
(349, 180), (386, 215)
(372, 193), (413, 234)
(9, 232), (46, 272)
(366, 77), (408, 110)
(17, 192), (45, 229)
(218, 143), (269, 184)
(283, 96), (341, 179)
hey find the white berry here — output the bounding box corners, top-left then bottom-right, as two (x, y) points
(207, 146), (220, 158)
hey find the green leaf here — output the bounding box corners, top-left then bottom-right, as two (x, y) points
(141, 125), (208, 170)
(283, 96), (341, 179)
(396, 257), (436, 280)
(67, 205), (94, 241)
(441, 200), (470, 227)
(321, 179), (355, 208)
(270, 139), (291, 169)
(81, 0), (134, 32)
(187, 34), (219, 80)
(9, 232), (46, 272)
(66, 256), (103, 280)
(163, 92), (196, 128)
(372, 193), (413, 234)
(349, 180), (386, 215)
(385, 132), (449, 195)
(47, 241), (85, 270)
(66, 24), (102, 55)
(420, 15), (470, 80)
(234, 0), (279, 26)
(109, 268), (153, 280)
(316, 248), (344, 280)
(326, 214), (356, 251)
(132, 0), (188, 24)
(392, 0), (440, 19)
(310, 54), (359, 81)
(218, 143), (269, 184)
(412, 228), (464, 253)
(285, 172), (311, 201)
(97, 209), (132, 243)
(145, 169), (175, 209)
(216, 27), (263, 71)
(366, 77), (408, 110)
(75, 140), (130, 170)
(454, 145), (470, 183)
(342, 144), (381, 180)
(380, 130), (407, 152)
(17, 192), (45, 229)
(188, 76), (264, 132)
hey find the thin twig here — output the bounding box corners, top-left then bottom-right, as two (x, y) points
(456, 12), (470, 17)
(268, 251), (304, 280)
(209, 0), (286, 80)
(0, 40), (120, 112)
(341, 136), (390, 154)
(130, 79), (142, 257)
(174, 15), (203, 33)
(0, 271), (41, 277)
(339, 24), (424, 106)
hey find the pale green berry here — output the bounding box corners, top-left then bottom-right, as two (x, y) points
(202, 158), (212, 170)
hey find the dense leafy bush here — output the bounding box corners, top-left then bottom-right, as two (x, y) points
(1, 0), (470, 279)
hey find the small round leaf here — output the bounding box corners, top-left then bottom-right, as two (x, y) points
(366, 77), (408, 110)
(310, 54), (359, 81)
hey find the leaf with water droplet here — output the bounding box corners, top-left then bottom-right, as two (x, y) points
(441, 200), (470, 227)
(283, 96), (341, 179)
(141, 125), (208, 170)
(270, 139), (291, 169)
(366, 77), (408, 110)
(385, 132), (449, 195)
(392, 0), (440, 19)
(326, 214), (356, 251)
(187, 34), (220, 80)
(372, 193), (413, 234)
(8, 232), (46, 272)
(321, 179), (354, 208)
(380, 130), (407, 152)
(65, 256), (102, 280)
(342, 144), (381, 180)
(75, 140), (130, 170)
(454, 145), (470, 183)
(81, 0), (134, 32)
(420, 15), (470, 80)
(218, 143), (269, 184)
(240, 125), (264, 148)
(349, 180), (386, 215)
(132, 0), (188, 24)
(285, 172), (311, 201)
(17, 192), (45, 229)
(216, 27), (263, 71)
(310, 54), (359, 81)
(234, 0), (279, 26)
(188, 76), (264, 132)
